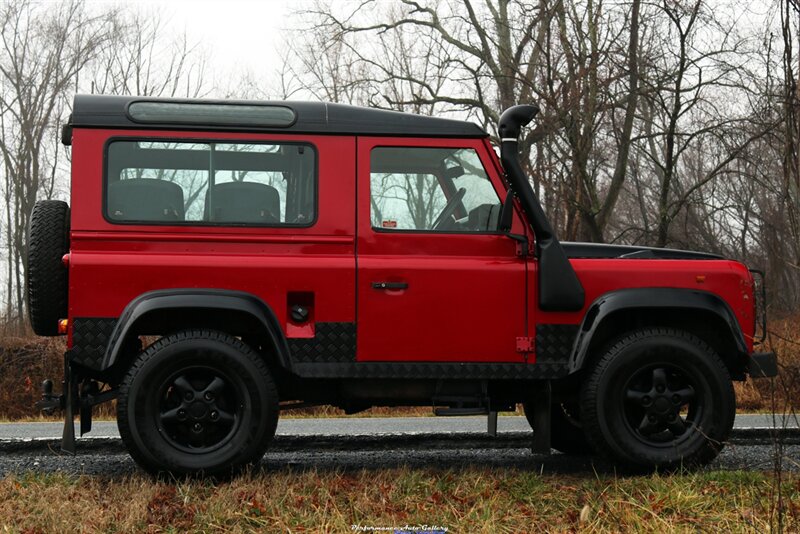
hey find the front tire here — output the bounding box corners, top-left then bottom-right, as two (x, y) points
(117, 330), (279, 477)
(580, 327), (735, 469)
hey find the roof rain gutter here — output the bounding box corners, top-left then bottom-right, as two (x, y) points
(499, 105), (584, 312)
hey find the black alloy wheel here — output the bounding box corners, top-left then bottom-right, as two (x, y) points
(117, 330), (279, 477)
(157, 367), (242, 454)
(622, 364), (699, 446)
(580, 327), (735, 470)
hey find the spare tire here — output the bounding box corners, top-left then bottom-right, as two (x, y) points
(26, 200), (70, 336)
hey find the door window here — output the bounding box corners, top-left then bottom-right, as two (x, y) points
(369, 147), (501, 232)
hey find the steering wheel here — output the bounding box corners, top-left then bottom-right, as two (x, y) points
(431, 187), (467, 230)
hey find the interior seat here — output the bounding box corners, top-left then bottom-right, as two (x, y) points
(205, 181), (281, 223)
(107, 178), (185, 222)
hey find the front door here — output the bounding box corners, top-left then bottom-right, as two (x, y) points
(356, 137), (527, 363)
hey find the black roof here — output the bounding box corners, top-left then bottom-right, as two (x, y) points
(69, 95), (488, 138)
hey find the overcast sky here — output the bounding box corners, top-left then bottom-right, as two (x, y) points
(96, 0), (293, 94)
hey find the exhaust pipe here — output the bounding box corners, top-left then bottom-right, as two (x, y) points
(499, 105), (584, 312)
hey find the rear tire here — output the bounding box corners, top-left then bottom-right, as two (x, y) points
(26, 200), (70, 336)
(580, 327), (735, 470)
(117, 330), (279, 477)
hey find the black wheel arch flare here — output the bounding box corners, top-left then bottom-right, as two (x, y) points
(102, 289), (293, 372)
(568, 287), (749, 375)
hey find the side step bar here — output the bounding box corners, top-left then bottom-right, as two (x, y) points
(434, 404), (499, 436)
(433, 406), (487, 416)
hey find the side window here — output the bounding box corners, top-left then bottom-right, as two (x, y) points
(370, 146), (502, 232)
(105, 140), (315, 226)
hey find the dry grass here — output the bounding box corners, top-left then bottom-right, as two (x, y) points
(0, 336), (117, 422)
(0, 336), (68, 420)
(734, 314), (800, 415)
(0, 468), (796, 533)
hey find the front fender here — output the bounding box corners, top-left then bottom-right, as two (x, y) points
(568, 287), (748, 373)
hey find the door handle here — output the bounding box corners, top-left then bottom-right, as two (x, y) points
(372, 282), (408, 290)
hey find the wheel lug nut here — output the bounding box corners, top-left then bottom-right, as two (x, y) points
(648, 414), (657, 422)
(210, 411), (218, 421)
(642, 396), (651, 406)
(177, 409), (186, 420)
(193, 423), (202, 432)
(656, 385), (665, 393)
(204, 392), (214, 401)
(672, 394), (681, 404)
(184, 392), (193, 401)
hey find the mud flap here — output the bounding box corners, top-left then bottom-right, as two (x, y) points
(61, 362), (77, 454)
(531, 381), (552, 454)
(487, 410), (498, 437)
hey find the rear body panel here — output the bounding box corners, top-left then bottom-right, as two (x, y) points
(68, 128), (357, 348)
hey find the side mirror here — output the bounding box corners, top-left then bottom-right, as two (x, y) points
(498, 190), (514, 232)
(443, 165), (465, 180)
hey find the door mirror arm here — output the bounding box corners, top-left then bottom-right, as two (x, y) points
(498, 190), (514, 233)
(499, 189), (529, 257)
(504, 232), (529, 257)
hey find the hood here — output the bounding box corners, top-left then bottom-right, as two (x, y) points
(562, 242), (723, 260)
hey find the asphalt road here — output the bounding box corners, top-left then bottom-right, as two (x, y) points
(0, 413), (798, 441)
(0, 415), (797, 477)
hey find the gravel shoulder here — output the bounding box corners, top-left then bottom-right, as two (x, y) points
(0, 414), (798, 477)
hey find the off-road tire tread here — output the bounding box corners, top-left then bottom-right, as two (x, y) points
(26, 200), (69, 336)
(580, 327), (734, 470)
(117, 329), (279, 477)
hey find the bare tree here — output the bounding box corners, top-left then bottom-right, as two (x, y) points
(292, 0), (648, 242)
(0, 0), (113, 328)
(87, 8), (210, 98)
(0, 1), (211, 331)
(633, 1), (775, 247)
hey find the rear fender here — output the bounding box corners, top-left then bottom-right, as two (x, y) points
(101, 288), (292, 371)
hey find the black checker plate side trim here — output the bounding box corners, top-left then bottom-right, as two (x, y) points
(67, 318), (117, 370)
(288, 322), (356, 363)
(292, 361), (569, 380)
(535, 323), (580, 363)
(290, 323), (578, 379)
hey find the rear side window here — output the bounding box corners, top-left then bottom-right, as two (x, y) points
(105, 140), (316, 226)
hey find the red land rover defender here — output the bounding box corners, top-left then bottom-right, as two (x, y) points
(26, 96), (777, 475)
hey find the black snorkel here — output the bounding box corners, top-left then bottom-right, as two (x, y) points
(499, 105), (584, 311)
